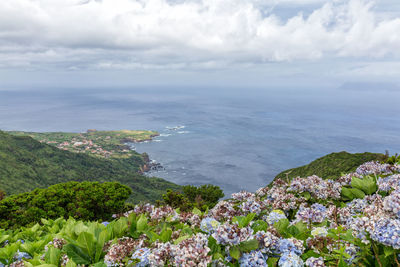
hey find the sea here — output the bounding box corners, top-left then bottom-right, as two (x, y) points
(1, 86), (399, 197)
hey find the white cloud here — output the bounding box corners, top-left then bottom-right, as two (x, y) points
(0, 0), (399, 70)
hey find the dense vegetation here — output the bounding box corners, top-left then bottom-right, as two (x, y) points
(274, 151), (386, 181)
(162, 184), (225, 211)
(0, 131), (180, 203)
(0, 182), (131, 229)
(1, 158), (400, 266)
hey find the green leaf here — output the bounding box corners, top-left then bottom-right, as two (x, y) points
(192, 207), (202, 216)
(64, 244), (91, 265)
(351, 176), (377, 195)
(266, 257), (278, 266)
(173, 235), (190, 245)
(208, 236), (221, 255)
(65, 259), (77, 267)
(301, 191), (311, 200)
(341, 187), (355, 200)
(136, 215), (148, 232)
(77, 232), (95, 258)
(274, 219), (290, 236)
(238, 239), (259, 253)
(44, 247), (62, 265)
(160, 229), (172, 242)
(349, 188), (366, 199)
(95, 230), (108, 262)
(229, 246), (241, 260)
(251, 220), (268, 232)
(383, 246), (394, 257)
(92, 262), (107, 267)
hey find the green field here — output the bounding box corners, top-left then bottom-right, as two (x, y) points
(274, 151), (386, 181)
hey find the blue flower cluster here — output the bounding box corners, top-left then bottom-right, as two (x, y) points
(239, 250), (268, 266)
(278, 251), (304, 267)
(296, 203), (327, 224)
(131, 247), (151, 267)
(265, 210), (287, 225)
(370, 218), (400, 249)
(277, 239), (303, 255)
(200, 217), (220, 234)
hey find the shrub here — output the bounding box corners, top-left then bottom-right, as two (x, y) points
(162, 184), (224, 211)
(0, 181), (132, 229)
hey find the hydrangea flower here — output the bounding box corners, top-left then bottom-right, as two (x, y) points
(232, 191), (255, 201)
(311, 227), (328, 237)
(288, 175), (341, 199)
(370, 218), (400, 249)
(14, 251), (31, 261)
(173, 233), (211, 267)
(305, 257), (325, 267)
(277, 238), (304, 255)
(377, 174), (400, 192)
(255, 230), (281, 254)
(200, 217), (220, 234)
(104, 237), (139, 266)
(239, 250), (268, 266)
(383, 190), (400, 218)
(212, 223), (253, 246)
(150, 206), (178, 221)
(295, 203), (327, 224)
(265, 210), (287, 225)
(239, 199), (263, 215)
(131, 248), (150, 267)
(148, 242), (174, 266)
(356, 161), (394, 176)
(278, 252), (304, 267)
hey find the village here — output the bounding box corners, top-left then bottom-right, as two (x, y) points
(9, 129), (159, 159)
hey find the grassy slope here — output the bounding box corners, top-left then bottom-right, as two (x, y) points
(274, 151), (386, 181)
(0, 131), (180, 203)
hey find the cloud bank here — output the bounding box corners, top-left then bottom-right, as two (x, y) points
(0, 0), (399, 71)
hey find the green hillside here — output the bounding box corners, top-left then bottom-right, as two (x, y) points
(274, 151), (386, 181)
(0, 130), (180, 203)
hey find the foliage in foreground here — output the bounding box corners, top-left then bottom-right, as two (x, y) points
(1, 158), (400, 266)
(0, 182), (131, 229)
(274, 151), (386, 182)
(0, 130), (181, 203)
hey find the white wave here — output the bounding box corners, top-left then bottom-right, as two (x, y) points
(177, 131), (190, 134)
(166, 125), (186, 131)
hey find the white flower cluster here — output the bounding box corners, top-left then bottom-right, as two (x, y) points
(378, 174), (400, 192)
(295, 203), (327, 224)
(254, 230), (281, 254)
(104, 237), (140, 266)
(212, 223), (253, 246)
(289, 175), (341, 199)
(356, 161), (394, 176)
(231, 191), (255, 202)
(210, 200), (242, 221)
(383, 190), (400, 218)
(173, 233), (211, 267)
(150, 206), (178, 221)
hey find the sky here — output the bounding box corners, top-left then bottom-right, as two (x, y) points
(0, 0), (400, 88)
